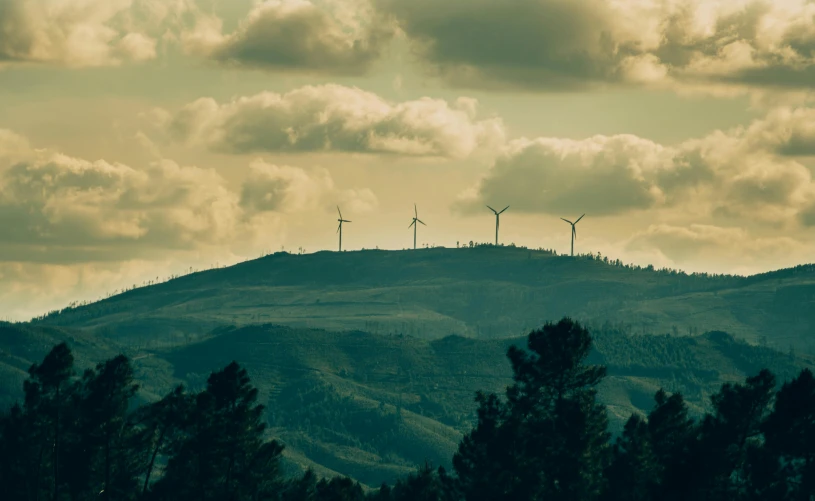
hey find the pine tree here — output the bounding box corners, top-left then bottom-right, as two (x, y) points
(0, 403), (40, 500)
(691, 369), (776, 500)
(646, 389), (696, 500)
(761, 368), (815, 499)
(150, 361), (284, 501)
(315, 476), (366, 501)
(601, 414), (659, 501)
(283, 469), (318, 501)
(134, 384), (193, 496)
(391, 462), (455, 501)
(79, 355), (142, 501)
(453, 318), (609, 501)
(24, 342), (76, 501)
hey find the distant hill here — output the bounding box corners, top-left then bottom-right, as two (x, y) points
(6, 247), (815, 485)
(1, 320), (812, 487)
(30, 247), (815, 354)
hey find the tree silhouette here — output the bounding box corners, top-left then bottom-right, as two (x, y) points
(25, 342), (75, 501)
(602, 414), (659, 501)
(453, 318), (609, 501)
(149, 361), (284, 501)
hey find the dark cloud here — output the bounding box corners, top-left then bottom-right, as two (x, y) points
(193, 0), (396, 75)
(377, 0), (629, 90)
(376, 0), (815, 92)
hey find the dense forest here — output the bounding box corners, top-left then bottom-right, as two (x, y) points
(2, 318), (814, 501)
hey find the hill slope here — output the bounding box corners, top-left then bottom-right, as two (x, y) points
(1, 321), (812, 487)
(32, 247), (815, 353)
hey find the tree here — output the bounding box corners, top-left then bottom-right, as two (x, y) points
(0, 403), (39, 500)
(315, 476), (366, 501)
(79, 355), (142, 501)
(24, 342), (76, 501)
(601, 415), (659, 501)
(453, 318), (609, 501)
(391, 462), (457, 501)
(690, 369), (776, 500)
(761, 368), (815, 499)
(135, 385), (193, 495)
(283, 469), (318, 501)
(646, 389), (695, 501)
(150, 361), (284, 501)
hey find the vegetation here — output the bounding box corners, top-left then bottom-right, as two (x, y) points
(3, 317), (815, 500)
(20, 248), (815, 358)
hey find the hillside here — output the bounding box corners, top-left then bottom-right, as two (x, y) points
(6, 247), (815, 485)
(1, 320), (812, 487)
(30, 247), (815, 354)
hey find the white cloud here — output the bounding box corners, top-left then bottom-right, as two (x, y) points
(162, 84), (506, 159)
(0, 129), (377, 262)
(626, 223), (809, 268)
(0, 0), (191, 67)
(240, 159), (379, 215)
(454, 105), (815, 227)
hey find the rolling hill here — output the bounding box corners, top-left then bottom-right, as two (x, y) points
(1, 321), (812, 486)
(4, 247), (815, 486)
(29, 246), (815, 353)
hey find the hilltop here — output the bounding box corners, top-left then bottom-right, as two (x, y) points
(30, 246), (815, 353)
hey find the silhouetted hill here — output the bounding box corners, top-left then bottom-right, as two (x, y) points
(30, 247), (815, 354)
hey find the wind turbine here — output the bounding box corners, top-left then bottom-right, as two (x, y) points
(336, 206), (351, 251)
(486, 205), (509, 246)
(560, 214), (585, 256)
(408, 203), (426, 250)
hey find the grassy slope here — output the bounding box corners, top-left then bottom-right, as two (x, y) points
(30, 248), (815, 354)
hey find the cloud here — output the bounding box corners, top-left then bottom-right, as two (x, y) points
(454, 106), (815, 226)
(182, 0), (395, 75)
(162, 84), (506, 158)
(625, 224), (807, 267)
(240, 159), (378, 214)
(0, 129), (376, 263)
(0, 0), (190, 67)
(375, 0), (815, 93)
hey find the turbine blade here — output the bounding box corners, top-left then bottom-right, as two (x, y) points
(345, 220), (352, 223)
(573, 227), (577, 239)
(414, 203), (417, 218)
(337, 206), (342, 218)
(336, 223), (341, 233)
(499, 205), (509, 214)
(409, 220), (415, 228)
(486, 205), (497, 214)
(418, 219), (426, 226)
(575, 213), (585, 224)
(560, 218), (573, 224)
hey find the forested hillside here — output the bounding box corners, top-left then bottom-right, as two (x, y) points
(4, 318), (815, 501)
(1, 319), (811, 486)
(29, 248), (815, 354)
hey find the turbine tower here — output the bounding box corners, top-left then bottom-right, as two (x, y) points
(408, 203), (426, 250)
(560, 214), (585, 256)
(486, 205), (509, 246)
(336, 206), (351, 252)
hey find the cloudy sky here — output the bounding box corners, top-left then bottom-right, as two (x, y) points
(1, 0), (815, 320)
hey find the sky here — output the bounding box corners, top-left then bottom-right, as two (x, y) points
(1, 0), (815, 320)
